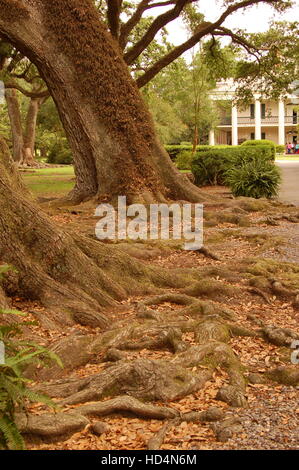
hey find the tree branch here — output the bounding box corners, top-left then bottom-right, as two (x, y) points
(4, 82), (50, 99)
(135, 0), (284, 88)
(106, 0), (123, 39)
(146, 1), (177, 9)
(124, 0), (195, 65)
(119, 1), (178, 50)
(119, 0), (150, 50)
(214, 26), (265, 59)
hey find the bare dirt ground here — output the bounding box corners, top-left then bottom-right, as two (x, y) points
(8, 186), (299, 451)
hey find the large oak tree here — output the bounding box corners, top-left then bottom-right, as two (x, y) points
(0, 0), (290, 203)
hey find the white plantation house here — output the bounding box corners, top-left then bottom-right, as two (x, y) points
(209, 79), (298, 146)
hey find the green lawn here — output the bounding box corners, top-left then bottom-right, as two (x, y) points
(22, 165), (75, 198)
(21, 158), (299, 199)
(276, 155), (299, 161)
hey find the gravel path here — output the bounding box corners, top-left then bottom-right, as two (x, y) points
(209, 386), (299, 450)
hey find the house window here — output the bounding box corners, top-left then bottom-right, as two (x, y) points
(293, 110), (298, 124)
(250, 103), (266, 119)
(251, 132), (266, 140)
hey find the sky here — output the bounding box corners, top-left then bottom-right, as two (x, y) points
(162, 0), (299, 45)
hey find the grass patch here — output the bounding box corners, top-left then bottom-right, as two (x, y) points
(22, 166), (75, 176)
(22, 165), (75, 198)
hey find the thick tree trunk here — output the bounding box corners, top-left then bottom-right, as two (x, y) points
(4, 88), (24, 164)
(0, 0), (207, 204)
(0, 138), (185, 328)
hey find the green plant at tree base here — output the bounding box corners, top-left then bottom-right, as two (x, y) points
(224, 158), (282, 199)
(0, 266), (62, 450)
(191, 145), (274, 186)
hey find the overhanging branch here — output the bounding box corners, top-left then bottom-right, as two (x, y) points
(135, 0), (284, 87)
(124, 0), (195, 65)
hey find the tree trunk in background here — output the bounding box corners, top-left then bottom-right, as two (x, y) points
(0, 0), (208, 204)
(5, 89), (44, 166)
(22, 97), (43, 166)
(192, 125), (199, 155)
(5, 88), (24, 164)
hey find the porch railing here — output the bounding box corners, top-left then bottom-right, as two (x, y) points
(219, 115), (297, 125)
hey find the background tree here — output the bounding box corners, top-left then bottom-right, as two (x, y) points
(0, 45), (49, 165)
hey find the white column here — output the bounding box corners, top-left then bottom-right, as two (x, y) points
(278, 99), (285, 145)
(209, 129), (215, 146)
(232, 104), (238, 146)
(255, 99), (261, 140)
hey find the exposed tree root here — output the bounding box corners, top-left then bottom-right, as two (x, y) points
(77, 396), (179, 420)
(210, 416), (243, 443)
(38, 358), (212, 406)
(261, 325), (299, 347)
(195, 247), (221, 261)
(15, 412), (89, 439)
(147, 419), (179, 450)
(270, 280), (299, 301)
(147, 406), (226, 449)
(266, 367), (299, 386)
(182, 280), (238, 301)
(247, 287), (272, 304)
(173, 341), (247, 407)
(142, 294), (197, 307)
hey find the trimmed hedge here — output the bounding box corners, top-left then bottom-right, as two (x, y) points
(165, 145), (193, 161)
(240, 139), (275, 159)
(167, 140), (281, 162)
(165, 144), (231, 161)
(191, 145), (274, 186)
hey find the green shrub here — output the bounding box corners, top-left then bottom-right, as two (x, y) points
(165, 145), (192, 160)
(175, 150), (193, 170)
(225, 158), (281, 199)
(191, 146), (274, 186)
(240, 139), (275, 159)
(275, 144), (285, 155)
(47, 138), (73, 165)
(191, 150), (230, 185)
